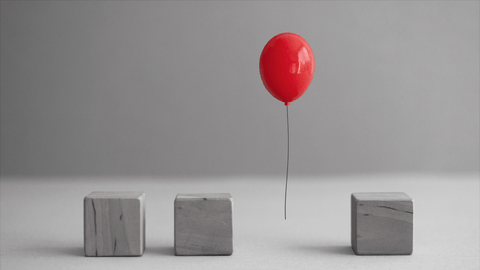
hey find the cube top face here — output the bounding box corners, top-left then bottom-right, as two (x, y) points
(352, 192), (413, 202)
(85, 191), (145, 200)
(175, 193), (233, 256)
(176, 193), (232, 201)
(84, 192), (145, 257)
(351, 192), (414, 255)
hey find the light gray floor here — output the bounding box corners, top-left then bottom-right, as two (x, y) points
(1, 174), (478, 270)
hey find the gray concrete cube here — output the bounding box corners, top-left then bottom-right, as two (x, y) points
(84, 192), (145, 256)
(351, 192), (414, 255)
(174, 193), (233, 256)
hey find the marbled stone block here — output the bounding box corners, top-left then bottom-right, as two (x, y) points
(174, 193), (233, 256)
(351, 192), (414, 255)
(84, 192), (145, 257)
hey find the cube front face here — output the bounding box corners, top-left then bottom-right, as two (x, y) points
(351, 192), (414, 255)
(174, 193), (233, 256)
(84, 192), (145, 257)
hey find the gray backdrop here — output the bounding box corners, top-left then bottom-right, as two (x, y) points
(1, 1), (479, 177)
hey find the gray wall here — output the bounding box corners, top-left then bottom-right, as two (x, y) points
(1, 1), (478, 177)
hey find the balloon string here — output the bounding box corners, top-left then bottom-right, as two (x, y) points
(285, 105), (289, 220)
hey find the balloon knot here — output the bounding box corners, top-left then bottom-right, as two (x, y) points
(284, 102), (290, 106)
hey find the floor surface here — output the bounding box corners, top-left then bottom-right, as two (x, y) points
(1, 174), (478, 269)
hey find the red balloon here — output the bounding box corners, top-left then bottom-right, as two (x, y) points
(259, 32), (315, 106)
